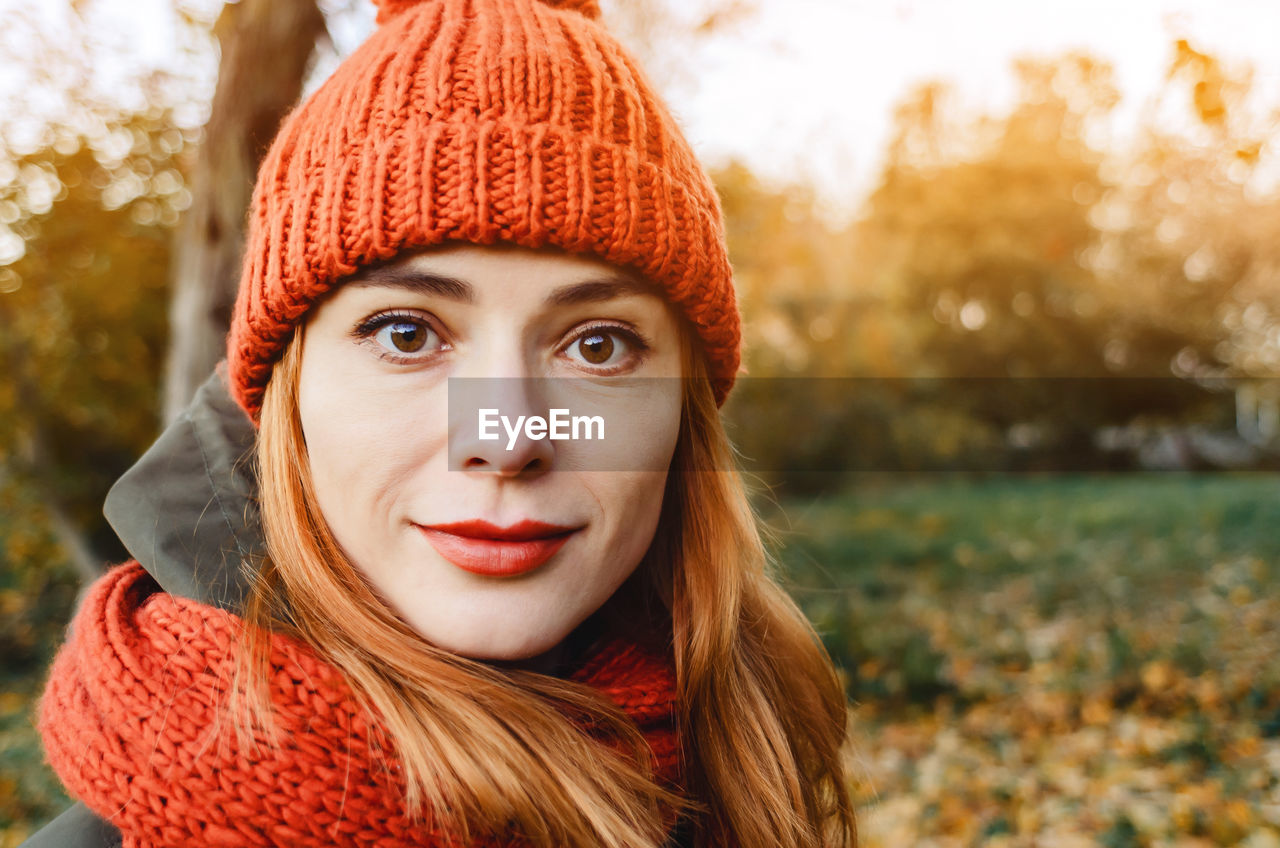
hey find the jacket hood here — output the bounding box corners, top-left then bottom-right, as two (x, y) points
(103, 363), (261, 612)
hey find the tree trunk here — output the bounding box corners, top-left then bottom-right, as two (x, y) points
(162, 0), (327, 424)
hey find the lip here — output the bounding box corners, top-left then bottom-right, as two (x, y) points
(415, 519), (582, 577)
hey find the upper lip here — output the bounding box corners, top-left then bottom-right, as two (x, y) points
(418, 519), (580, 541)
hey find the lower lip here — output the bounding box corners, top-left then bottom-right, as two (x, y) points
(417, 528), (575, 577)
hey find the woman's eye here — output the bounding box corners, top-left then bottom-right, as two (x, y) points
(564, 327), (646, 370)
(364, 316), (444, 359)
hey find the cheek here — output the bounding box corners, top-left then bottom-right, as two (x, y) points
(572, 468), (671, 615)
(583, 384), (682, 562)
(299, 357), (367, 499)
(301, 401), (388, 511)
(579, 412), (681, 576)
(555, 377), (682, 474)
(296, 347), (444, 536)
(611, 471), (670, 547)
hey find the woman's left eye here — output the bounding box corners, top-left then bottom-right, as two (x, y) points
(563, 326), (648, 371)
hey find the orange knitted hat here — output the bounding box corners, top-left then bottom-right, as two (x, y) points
(226, 0), (741, 419)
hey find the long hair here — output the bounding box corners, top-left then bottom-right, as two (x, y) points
(233, 317), (857, 848)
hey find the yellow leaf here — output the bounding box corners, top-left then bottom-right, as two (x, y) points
(1082, 694), (1113, 726)
(1140, 660), (1173, 694)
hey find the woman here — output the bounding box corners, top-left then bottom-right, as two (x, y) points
(29, 0), (857, 845)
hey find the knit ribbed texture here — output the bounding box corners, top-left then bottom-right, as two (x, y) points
(38, 562), (682, 847)
(227, 0), (741, 419)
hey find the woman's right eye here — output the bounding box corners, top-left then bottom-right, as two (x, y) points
(357, 313), (448, 361)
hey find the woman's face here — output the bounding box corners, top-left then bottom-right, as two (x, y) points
(297, 243), (684, 663)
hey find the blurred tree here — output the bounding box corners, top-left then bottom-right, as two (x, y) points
(0, 1), (214, 590)
(848, 50), (1277, 465)
(863, 55), (1120, 383)
(0, 116), (195, 580)
(849, 56), (1144, 463)
(1097, 40), (1280, 382)
(0, 0), (329, 587)
(0, 40), (202, 831)
(715, 159), (895, 375)
(0, 117), (194, 780)
(713, 160), (922, 490)
(163, 0), (326, 422)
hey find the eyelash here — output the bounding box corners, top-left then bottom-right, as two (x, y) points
(350, 311), (652, 371)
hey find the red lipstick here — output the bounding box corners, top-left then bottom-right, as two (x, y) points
(416, 519), (580, 577)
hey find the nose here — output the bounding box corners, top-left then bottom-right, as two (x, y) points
(448, 375), (556, 476)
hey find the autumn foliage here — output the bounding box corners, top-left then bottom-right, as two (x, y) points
(1, 14), (1279, 844)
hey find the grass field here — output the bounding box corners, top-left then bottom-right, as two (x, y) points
(759, 472), (1280, 847)
(3, 472), (1278, 846)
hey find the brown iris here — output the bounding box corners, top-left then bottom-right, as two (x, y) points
(579, 333), (614, 364)
(389, 322), (427, 352)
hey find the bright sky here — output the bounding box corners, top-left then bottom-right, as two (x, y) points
(678, 0), (1280, 217)
(2, 0), (1279, 220)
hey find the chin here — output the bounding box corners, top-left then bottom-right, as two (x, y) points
(419, 621), (567, 663)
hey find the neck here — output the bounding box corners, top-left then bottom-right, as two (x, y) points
(487, 642), (570, 676)
(485, 611), (608, 677)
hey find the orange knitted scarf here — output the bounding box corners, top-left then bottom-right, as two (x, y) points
(39, 562), (683, 847)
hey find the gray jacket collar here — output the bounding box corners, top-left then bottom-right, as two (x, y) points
(103, 364), (261, 612)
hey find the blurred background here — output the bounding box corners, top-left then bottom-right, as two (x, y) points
(1, 0), (1278, 844)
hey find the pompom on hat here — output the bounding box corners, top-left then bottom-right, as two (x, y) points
(226, 0), (742, 419)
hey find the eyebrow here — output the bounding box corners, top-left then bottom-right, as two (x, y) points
(350, 267), (662, 306)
